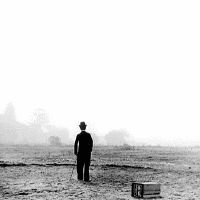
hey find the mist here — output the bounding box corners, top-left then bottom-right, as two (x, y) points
(0, 103), (134, 146)
(104, 130), (129, 146)
(1, 103), (200, 147)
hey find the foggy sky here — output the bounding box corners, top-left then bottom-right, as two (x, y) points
(0, 1), (200, 146)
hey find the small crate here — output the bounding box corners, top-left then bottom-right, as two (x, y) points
(132, 182), (161, 198)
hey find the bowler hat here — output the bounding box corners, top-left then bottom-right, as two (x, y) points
(79, 121), (87, 127)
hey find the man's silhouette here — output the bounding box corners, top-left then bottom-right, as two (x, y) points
(74, 122), (93, 181)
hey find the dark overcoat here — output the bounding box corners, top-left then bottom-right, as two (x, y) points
(74, 131), (93, 159)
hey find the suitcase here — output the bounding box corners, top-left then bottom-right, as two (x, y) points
(132, 182), (161, 198)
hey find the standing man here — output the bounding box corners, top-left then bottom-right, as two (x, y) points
(74, 122), (93, 181)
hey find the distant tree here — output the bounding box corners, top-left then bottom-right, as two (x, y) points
(105, 130), (129, 146)
(4, 103), (16, 122)
(48, 136), (62, 146)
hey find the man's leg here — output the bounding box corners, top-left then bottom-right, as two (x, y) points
(84, 153), (91, 181)
(77, 155), (84, 180)
(84, 163), (90, 181)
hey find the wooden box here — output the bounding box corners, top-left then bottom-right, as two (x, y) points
(132, 182), (161, 198)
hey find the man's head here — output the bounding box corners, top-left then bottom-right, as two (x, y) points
(79, 121), (87, 130)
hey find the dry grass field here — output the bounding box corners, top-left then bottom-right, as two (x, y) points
(0, 145), (200, 199)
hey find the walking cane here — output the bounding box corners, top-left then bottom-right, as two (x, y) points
(69, 159), (76, 182)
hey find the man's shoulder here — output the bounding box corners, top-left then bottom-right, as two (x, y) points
(79, 131), (92, 137)
(76, 133), (81, 138)
(85, 131), (92, 137)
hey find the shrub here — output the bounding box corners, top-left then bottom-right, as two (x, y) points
(48, 136), (62, 146)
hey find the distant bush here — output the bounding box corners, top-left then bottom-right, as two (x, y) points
(46, 125), (69, 144)
(105, 130), (129, 146)
(48, 136), (62, 146)
(120, 143), (134, 150)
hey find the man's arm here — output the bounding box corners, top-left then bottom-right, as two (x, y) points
(74, 135), (79, 155)
(90, 134), (93, 152)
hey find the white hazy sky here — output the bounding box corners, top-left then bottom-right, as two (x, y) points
(0, 1), (200, 145)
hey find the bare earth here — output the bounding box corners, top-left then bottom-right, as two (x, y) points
(0, 145), (200, 199)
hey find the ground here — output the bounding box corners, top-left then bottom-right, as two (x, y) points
(0, 145), (200, 199)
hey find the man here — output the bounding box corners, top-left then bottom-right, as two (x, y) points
(74, 122), (93, 181)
